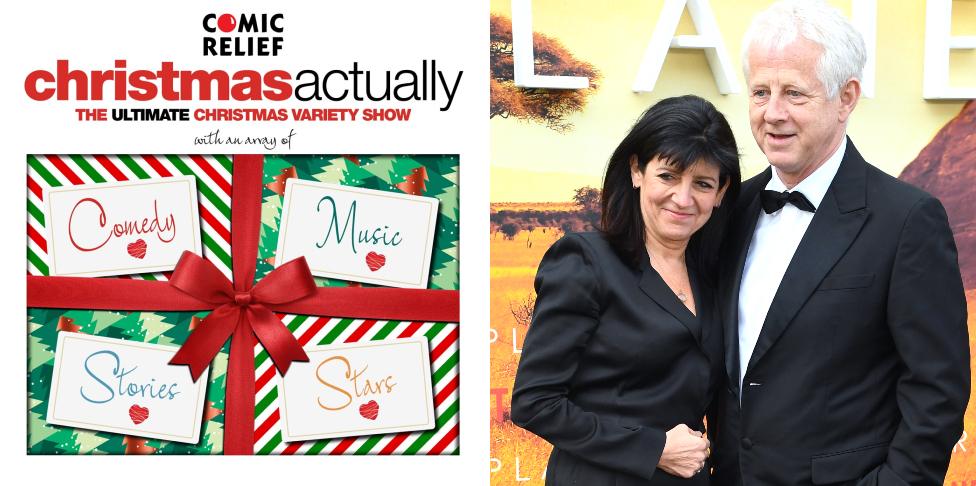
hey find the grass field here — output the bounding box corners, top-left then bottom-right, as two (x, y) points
(491, 202), (578, 212)
(490, 226), (561, 485)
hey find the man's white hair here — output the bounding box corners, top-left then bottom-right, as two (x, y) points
(742, 0), (866, 99)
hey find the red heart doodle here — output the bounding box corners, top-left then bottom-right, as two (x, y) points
(127, 239), (147, 259)
(365, 252), (386, 272)
(359, 400), (379, 420)
(129, 404), (150, 425)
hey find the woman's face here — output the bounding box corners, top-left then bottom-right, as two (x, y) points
(631, 155), (728, 247)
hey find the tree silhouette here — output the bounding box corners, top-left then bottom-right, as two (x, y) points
(572, 186), (601, 213)
(500, 222), (521, 240)
(573, 185), (601, 228)
(509, 293), (536, 329)
(561, 219), (585, 234)
(490, 14), (601, 132)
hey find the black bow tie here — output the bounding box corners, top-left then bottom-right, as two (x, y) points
(760, 189), (816, 214)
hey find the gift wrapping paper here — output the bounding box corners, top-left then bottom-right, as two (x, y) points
(27, 154), (459, 455)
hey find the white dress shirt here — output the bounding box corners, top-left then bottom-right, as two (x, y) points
(738, 140), (846, 391)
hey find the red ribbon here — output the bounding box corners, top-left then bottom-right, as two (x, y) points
(168, 252), (316, 381)
(26, 154), (460, 455)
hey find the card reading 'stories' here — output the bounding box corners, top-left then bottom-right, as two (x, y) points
(275, 338), (435, 442)
(43, 176), (202, 277)
(275, 180), (439, 288)
(46, 332), (210, 444)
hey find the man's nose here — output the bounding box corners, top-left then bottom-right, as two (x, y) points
(764, 94), (789, 124)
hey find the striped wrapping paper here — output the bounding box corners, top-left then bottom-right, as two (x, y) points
(27, 154), (233, 280)
(26, 154), (459, 455)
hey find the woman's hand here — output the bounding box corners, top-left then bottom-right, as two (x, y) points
(657, 424), (709, 478)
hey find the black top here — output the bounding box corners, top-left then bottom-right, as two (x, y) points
(711, 139), (969, 486)
(512, 232), (723, 486)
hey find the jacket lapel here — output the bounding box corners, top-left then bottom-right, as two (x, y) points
(745, 140), (870, 374)
(637, 249), (704, 349)
(689, 264), (714, 364)
(721, 169), (769, 394)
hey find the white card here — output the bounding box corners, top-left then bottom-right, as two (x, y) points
(46, 332), (209, 444)
(43, 177), (202, 277)
(275, 180), (439, 289)
(276, 338), (435, 442)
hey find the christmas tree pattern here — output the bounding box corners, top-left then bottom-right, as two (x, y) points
(27, 308), (227, 454)
(27, 154), (457, 455)
(256, 155), (459, 290)
(251, 155), (460, 455)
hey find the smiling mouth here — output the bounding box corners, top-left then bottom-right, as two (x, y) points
(767, 133), (795, 141)
(664, 208), (693, 218)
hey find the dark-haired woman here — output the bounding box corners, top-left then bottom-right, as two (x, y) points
(511, 95), (741, 486)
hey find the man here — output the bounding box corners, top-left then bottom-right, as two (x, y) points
(712, 1), (970, 485)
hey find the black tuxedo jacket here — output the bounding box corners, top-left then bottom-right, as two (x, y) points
(512, 232), (724, 486)
(711, 139), (970, 486)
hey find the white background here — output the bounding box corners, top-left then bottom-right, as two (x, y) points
(2, 0), (489, 484)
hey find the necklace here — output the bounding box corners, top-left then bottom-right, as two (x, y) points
(647, 249), (691, 304)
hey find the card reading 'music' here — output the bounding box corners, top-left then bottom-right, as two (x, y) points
(43, 176), (202, 277)
(46, 333), (209, 444)
(275, 180), (439, 289)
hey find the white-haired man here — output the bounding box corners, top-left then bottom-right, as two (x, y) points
(712, 1), (970, 485)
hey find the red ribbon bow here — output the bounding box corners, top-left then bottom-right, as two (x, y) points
(168, 251), (315, 381)
(27, 154), (459, 455)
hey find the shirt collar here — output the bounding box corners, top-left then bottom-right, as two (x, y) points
(765, 136), (847, 209)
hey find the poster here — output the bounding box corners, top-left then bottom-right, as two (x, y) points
(5, 1), (488, 484)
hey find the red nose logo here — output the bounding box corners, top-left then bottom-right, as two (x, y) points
(217, 14), (237, 33)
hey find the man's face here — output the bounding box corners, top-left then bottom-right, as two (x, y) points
(746, 38), (848, 186)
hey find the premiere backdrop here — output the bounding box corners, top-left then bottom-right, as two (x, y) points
(489, 0), (975, 484)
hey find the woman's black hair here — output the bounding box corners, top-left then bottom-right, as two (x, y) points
(600, 95), (741, 283)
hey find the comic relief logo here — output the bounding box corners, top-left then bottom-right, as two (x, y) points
(202, 13), (284, 56)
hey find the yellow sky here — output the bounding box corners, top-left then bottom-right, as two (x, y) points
(490, 0), (975, 202)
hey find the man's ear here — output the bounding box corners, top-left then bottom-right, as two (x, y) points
(838, 77), (861, 123)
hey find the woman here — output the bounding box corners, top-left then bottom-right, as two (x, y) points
(511, 95), (740, 486)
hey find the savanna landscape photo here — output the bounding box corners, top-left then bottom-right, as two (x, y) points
(488, 0), (976, 484)
(489, 199), (595, 484)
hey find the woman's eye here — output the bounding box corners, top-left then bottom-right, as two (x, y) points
(696, 181), (715, 189)
(657, 173), (675, 181)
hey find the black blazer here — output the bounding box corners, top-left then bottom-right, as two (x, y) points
(511, 232), (724, 486)
(711, 139), (970, 486)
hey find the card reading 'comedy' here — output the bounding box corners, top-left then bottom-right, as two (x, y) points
(46, 332), (209, 444)
(275, 180), (439, 288)
(275, 338), (435, 442)
(43, 177), (202, 277)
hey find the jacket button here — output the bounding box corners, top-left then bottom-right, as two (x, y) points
(741, 438), (753, 450)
